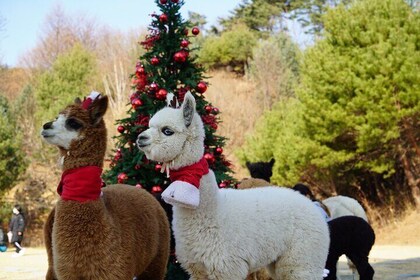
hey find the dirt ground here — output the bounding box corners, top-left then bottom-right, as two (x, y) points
(0, 245), (419, 279)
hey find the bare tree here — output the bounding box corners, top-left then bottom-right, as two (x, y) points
(19, 3), (99, 70)
(96, 28), (146, 144)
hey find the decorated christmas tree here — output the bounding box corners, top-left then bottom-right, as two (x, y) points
(104, 0), (236, 278)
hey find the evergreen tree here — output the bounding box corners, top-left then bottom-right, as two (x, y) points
(296, 0), (419, 202)
(239, 0), (419, 209)
(104, 0), (236, 278)
(0, 96), (27, 194)
(35, 43), (97, 127)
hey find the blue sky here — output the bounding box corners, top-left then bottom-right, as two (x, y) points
(0, 0), (241, 67)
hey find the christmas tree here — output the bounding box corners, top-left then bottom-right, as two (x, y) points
(104, 0), (236, 278)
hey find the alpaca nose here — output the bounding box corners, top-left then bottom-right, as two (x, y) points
(43, 121), (53, 130)
(136, 133), (149, 148)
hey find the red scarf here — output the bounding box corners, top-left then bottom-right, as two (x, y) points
(169, 157), (209, 189)
(57, 166), (103, 202)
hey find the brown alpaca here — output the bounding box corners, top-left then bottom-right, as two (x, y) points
(41, 93), (170, 280)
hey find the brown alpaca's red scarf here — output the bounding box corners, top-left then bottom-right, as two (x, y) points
(169, 157), (209, 188)
(57, 166), (103, 202)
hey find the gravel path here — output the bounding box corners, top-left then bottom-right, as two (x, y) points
(0, 246), (419, 279)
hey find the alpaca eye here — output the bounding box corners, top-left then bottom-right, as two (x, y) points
(161, 127), (174, 136)
(66, 118), (83, 130)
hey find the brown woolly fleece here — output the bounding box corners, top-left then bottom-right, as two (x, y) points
(237, 178), (274, 189)
(43, 96), (170, 280)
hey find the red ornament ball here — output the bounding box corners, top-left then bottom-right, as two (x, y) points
(130, 92), (138, 101)
(160, 0), (168, 4)
(149, 82), (159, 92)
(212, 107), (219, 114)
(151, 185), (163, 193)
(117, 173), (128, 183)
(173, 51), (187, 63)
(180, 39), (189, 48)
(196, 81), (207, 93)
(171, 0), (179, 3)
(155, 164), (162, 172)
(117, 125), (125, 133)
(114, 152), (121, 161)
(156, 89), (168, 100)
(192, 27), (200, 36)
(219, 181), (227, 188)
(136, 66), (145, 74)
(183, 29), (189, 36)
(134, 164), (141, 170)
(135, 183), (143, 189)
(131, 98), (143, 109)
(159, 14), (168, 23)
(205, 105), (213, 113)
(151, 57), (160, 65)
(215, 147), (223, 154)
(204, 152), (215, 163)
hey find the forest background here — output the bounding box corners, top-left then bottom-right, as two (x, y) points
(0, 0), (419, 245)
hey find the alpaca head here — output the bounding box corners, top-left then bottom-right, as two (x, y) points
(245, 158), (275, 182)
(137, 91), (205, 169)
(41, 92), (108, 169)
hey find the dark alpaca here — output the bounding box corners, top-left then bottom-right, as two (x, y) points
(245, 158), (275, 182)
(325, 216), (375, 280)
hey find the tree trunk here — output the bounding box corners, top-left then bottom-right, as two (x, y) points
(400, 151), (420, 208)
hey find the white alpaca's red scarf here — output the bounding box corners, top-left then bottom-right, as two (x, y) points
(57, 166), (103, 202)
(169, 157), (209, 188)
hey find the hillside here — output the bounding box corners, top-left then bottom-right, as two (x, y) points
(2, 69), (419, 247)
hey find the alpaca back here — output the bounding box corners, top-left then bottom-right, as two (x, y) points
(52, 185), (170, 279)
(328, 215), (375, 255)
(323, 195), (368, 221)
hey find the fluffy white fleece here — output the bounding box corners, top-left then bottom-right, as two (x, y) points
(322, 195), (368, 221)
(173, 172), (330, 280)
(137, 92), (330, 280)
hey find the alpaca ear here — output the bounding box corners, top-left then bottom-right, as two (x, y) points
(74, 97), (82, 105)
(246, 161), (251, 169)
(90, 95), (108, 125)
(182, 91), (196, 127)
(166, 92), (179, 108)
(269, 158), (275, 166)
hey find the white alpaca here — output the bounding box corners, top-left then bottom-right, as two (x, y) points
(322, 195), (368, 221)
(137, 92), (330, 280)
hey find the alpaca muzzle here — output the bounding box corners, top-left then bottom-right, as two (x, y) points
(136, 133), (150, 148)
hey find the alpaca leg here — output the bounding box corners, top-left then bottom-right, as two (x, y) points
(273, 241), (328, 280)
(136, 248), (170, 280)
(324, 253), (340, 280)
(346, 253), (374, 280)
(44, 208), (57, 280)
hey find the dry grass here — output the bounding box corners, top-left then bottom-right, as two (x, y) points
(374, 208), (420, 246)
(205, 70), (262, 180)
